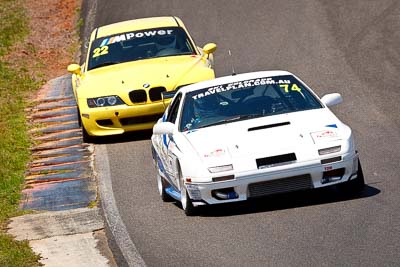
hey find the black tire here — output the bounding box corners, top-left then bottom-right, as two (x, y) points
(181, 188), (196, 216)
(77, 107), (82, 127)
(342, 159), (365, 192)
(77, 107), (94, 143)
(157, 174), (174, 202)
(81, 124), (93, 143)
(176, 162), (197, 216)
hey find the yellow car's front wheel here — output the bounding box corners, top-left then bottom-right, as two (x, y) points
(81, 124), (93, 143)
(77, 107), (94, 143)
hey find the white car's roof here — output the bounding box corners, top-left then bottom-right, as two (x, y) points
(180, 70), (294, 94)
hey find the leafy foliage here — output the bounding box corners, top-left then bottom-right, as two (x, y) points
(0, 0), (41, 266)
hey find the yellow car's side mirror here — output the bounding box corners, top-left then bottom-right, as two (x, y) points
(202, 43), (217, 55)
(67, 64), (82, 75)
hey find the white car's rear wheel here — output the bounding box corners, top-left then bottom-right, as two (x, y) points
(157, 174), (173, 202)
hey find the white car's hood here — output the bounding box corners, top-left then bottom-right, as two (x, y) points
(183, 109), (349, 171)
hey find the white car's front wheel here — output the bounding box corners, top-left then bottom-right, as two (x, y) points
(181, 185), (196, 216)
(340, 159), (365, 193)
(351, 160), (365, 191)
(178, 169), (196, 216)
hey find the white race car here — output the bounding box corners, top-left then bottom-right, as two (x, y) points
(151, 71), (365, 215)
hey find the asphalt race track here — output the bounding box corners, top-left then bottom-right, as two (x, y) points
(84, 1), (400, 266)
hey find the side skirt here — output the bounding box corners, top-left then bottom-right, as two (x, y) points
(165, 185), (181, 201)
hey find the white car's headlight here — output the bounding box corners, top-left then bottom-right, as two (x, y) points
(208, 164), (233, 173)
(87, 95), (125, 108)
(318, 145), (341, 155)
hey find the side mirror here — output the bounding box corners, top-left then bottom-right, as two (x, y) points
(67, 64), (82, 75)
(162, 90), (177, 100)
(153, 122), (175, 135)
(202, 43), (217, 54)
(161, 90), (177, 108)
(321, 93), (343, 107)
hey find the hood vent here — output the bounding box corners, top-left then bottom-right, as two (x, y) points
(256, 153), (296, 169)
(248, 122), (290, 132)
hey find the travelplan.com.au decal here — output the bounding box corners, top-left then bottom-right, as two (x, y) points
(192, 77), (291, 100)
(100, 28), (175, 47)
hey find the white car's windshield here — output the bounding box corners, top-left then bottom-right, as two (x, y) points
(88, 27), (196, 70)
(180, 75), (323, 131)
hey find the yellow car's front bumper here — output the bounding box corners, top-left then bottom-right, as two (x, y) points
(80, 101), (169, 136)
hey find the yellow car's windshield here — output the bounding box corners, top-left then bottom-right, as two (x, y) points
(88, 27), (196, 70)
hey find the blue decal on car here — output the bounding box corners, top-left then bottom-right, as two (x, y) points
(165, 186), (181, 201)
(326, 124), (338, 128)
(154, 150), (179, 193)
(163, 134), (168, 147)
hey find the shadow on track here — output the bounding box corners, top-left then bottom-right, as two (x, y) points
(192, 184), (380, 218)
(85, 129), (153, 144)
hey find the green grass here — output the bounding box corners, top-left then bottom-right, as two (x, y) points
(0, 0), (42, 266)
(0, 63), (35, 222)
(0, 235), (40, 267)
(0, 1), (26, 56)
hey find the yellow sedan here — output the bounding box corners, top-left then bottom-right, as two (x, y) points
(67, 16), (217, 141)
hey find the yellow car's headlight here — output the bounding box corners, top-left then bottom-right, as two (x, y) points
(87, 95), (125, 108)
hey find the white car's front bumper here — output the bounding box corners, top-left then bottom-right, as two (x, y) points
(186, 153), (359, 206)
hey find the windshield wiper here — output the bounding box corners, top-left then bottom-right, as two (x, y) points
(91, 61), (120, 70)
(198, 114), (264, 129)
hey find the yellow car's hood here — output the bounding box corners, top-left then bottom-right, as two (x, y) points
(79, 55), (211, 98)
